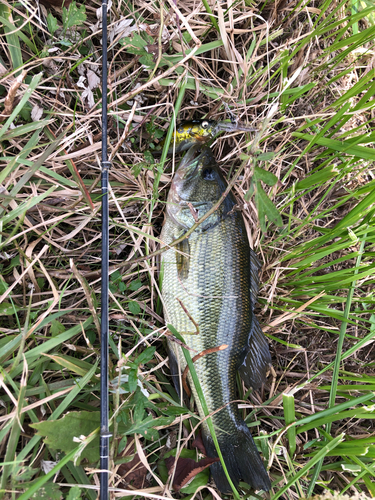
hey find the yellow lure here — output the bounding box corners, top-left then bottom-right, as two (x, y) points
(161, 119), (257, 154)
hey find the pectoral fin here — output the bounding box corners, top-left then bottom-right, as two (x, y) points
(238, 317), (271, 390)
(176, 238), (190, 280)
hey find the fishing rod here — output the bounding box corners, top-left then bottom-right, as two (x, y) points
(100, 1), (111, 499)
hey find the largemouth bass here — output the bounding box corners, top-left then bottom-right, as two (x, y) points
(160, 144), (272, 493)
(161, 119), (257, 154)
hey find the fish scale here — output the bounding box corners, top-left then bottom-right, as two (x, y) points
(163, 214), (248, 421)
(160, 144), (272, 493)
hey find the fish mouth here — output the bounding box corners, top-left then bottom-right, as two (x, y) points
(177, 144), (214, 180)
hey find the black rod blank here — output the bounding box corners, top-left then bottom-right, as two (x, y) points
(100, 1), (111, 499)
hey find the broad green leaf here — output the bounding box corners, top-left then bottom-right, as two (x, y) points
(50, 319), (66, 336)
(127, 369), (138, 392)
(62, 1), (86, 29)
(139, 53), (154, 67)
(12, 466), (37, 482)
(16, 361), (98, 469)
(253, 166), (278, 186)
(244, 181), (254, 201)
(29, 482), (61, 499)
(143, 427), (159, 441)
(47, 13), (58, 35)
(30, 482), (62, 500)
(66, 486), (81, 500)
(121, 33), (148, 54)
(118, 436), (127, 454)
(256, 183), (283, 228)
(18, 448), (79, 500)
(255, 187), (266, 232)
(30, 411), (100, 464)
(128, 301), (141, 315)
(123, 415), (174, 438)
(134, 346), (156, 365)
(0, 302), (20, 315)
(128, 279), (142, 291)
(160, 406), (187, 416)
(164, 449), (210, 494)
(256, 152), (276, 162)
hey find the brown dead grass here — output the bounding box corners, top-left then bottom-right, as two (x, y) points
(1, 0), (375, 498)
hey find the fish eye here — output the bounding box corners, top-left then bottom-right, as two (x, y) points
(201, 120), (209, 129)
(202, 167), (215, 180)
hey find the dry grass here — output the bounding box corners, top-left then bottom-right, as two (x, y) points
(1, 0), (375, 498)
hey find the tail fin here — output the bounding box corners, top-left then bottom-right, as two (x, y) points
(203, 421), (271, 494)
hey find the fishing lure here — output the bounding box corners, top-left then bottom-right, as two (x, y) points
(161, 119), (257, 154)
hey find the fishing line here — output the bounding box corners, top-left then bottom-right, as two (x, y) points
(100, 1), (111, 499)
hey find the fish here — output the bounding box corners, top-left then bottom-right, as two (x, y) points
(160, 119), (257, 154)
(160, 144), (272, 493)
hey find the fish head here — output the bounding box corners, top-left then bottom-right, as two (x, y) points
(172, 144), (223, 201)
(167, 145), (235, 228)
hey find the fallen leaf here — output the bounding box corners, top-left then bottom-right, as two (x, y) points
(192, 432), (208, 456)
(76, 76), (95, 108)
(87, 69), (100, 90)
(76, 75), (86, 89)
(40, 460), (58, 474)
(95, 0), (112, 21)
(165, 455), (219, 491)
(81, 87), (95, 108)
(109, 18), (137, 43)
(117, 440), (149, 489)
(31, 104), (43, 122)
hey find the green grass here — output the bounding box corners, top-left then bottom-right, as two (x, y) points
(0, 0), (375, 499)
